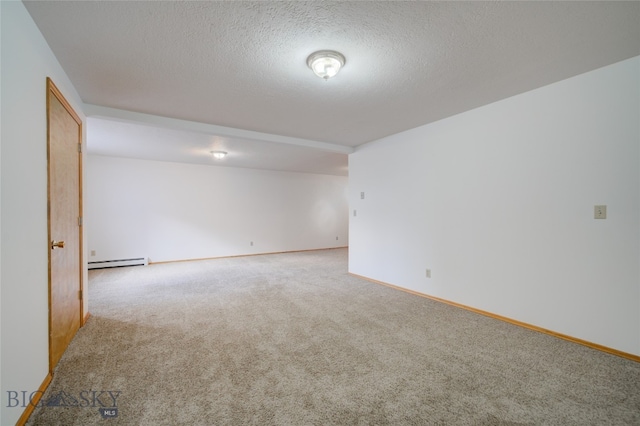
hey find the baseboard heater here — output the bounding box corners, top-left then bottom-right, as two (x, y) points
(88, 257), (148, 270)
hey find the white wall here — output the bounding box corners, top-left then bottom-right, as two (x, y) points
(86, 155), (348, 263)
(0, 2), (87, 424)
(349, 57), (640, 356)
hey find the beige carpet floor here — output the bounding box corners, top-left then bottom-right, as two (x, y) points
(27, 248), (640, 425)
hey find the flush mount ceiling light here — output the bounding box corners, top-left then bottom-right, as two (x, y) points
(211, 150), (227, 160)
(307, 50), (346, 80)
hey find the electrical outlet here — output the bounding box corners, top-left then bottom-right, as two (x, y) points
(426, 269), (431, 278)
(90, 250), (96, 257)
(250, 241), (254, 246)
(336, 236), (339, 240)
(361, 192), (365, 199)
(594, 205), (607, 219)
(353, 210), (357, 217)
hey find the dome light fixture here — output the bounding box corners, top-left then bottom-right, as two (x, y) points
(211, 150), (227, 160)
(307, 50), (346, 80)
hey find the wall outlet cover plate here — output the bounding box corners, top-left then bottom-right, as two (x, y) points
(594, 205), (607, 219)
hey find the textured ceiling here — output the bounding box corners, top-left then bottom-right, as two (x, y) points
(24, 1), (640, 174)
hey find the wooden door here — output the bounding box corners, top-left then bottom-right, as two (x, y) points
(47, 78), (83, 371)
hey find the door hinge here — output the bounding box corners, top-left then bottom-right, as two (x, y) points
(78, 216), (83, 226)
(79, 290), (83, 300)
(78, 143), (82, 153)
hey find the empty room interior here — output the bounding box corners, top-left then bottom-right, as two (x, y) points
(1, 1), (640, 425)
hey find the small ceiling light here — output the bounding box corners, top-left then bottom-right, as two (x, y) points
(307, 50), (346, 80)
(211, 151), (227, 160)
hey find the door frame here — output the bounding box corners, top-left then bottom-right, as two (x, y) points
(46, 77), (84, 372)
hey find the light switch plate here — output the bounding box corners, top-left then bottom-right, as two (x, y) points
(594, 205), (607, 219)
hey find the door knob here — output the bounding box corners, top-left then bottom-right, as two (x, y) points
(51, 240), (65, 249)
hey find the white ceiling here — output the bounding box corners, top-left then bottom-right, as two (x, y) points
(24, 1), (640, 175)
(86, 116), (348, 176)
